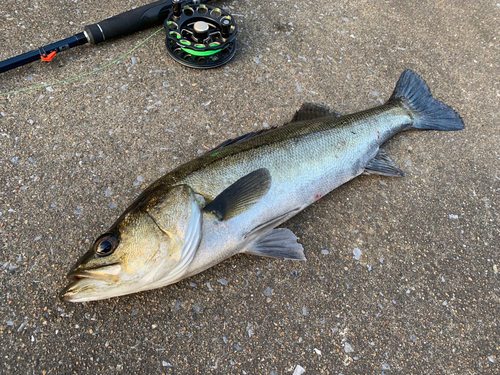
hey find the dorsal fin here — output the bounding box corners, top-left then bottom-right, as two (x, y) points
(290, 103), (341, 122)
(209, 129), (271, 153)
(206, 103), (341, 155)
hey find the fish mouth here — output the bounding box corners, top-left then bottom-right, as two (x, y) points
(67, 270), (94, 282)
(60, 263), (122, 303)
(66, 263), (122, 282)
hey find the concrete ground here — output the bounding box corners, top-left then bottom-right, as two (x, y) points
(0, 0), (499, 373)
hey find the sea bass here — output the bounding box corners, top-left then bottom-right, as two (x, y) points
(61, 70), (464, 302)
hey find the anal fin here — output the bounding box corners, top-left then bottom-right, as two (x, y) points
(242, 228), (306, 260)
(363, 148), (406, 177)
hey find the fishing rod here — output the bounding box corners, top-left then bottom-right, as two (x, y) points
(0, 0), (238, 73)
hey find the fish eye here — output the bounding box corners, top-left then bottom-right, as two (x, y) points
(94, 234), (119, 257)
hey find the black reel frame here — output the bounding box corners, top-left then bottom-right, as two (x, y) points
(165, 2), (237, 68)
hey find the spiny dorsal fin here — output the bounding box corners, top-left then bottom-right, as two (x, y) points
(203, 168), (272, 220)
(209, 129), (271, 153)
(363, 148), (406, 177)
(290, 102), (341, 122)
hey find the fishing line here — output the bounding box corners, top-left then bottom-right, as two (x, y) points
(0, 27), (165, 97)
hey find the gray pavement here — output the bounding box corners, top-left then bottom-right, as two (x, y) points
(1, 0), (499, 373)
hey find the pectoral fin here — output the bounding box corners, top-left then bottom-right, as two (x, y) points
(242, 228), (306, 260)
(203, 168), (272, 220)
(363, 149), (406, 177)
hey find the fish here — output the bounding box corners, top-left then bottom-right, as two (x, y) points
(60, 70), (464, 302)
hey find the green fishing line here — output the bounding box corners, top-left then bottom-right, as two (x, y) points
(0, 27), (165, 97)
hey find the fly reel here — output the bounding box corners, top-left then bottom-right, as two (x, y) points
(165, 1), (237, 69)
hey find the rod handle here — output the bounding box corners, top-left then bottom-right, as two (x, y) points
(84, 0), (172, 44)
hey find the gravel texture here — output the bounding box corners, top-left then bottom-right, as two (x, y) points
(0, 0), (499, 373)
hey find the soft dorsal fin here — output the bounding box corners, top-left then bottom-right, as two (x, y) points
(203, 168), (272, 220)
(363, 148), (406, 177)
(290, 102), (341, 122)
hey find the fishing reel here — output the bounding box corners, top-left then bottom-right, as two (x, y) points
(165, 0), (237, 68)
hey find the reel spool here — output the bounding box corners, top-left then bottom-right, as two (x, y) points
(165, 1), (237, 69)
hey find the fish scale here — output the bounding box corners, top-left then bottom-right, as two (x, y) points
(181, 104), (409, 203)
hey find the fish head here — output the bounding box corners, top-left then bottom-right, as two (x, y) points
(60, 184), (202, 302)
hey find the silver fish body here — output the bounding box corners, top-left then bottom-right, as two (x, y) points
(61, 70), (464, 302)
(179, 106), (408, 277)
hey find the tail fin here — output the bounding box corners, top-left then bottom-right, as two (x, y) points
(389, 70), (464, 131)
